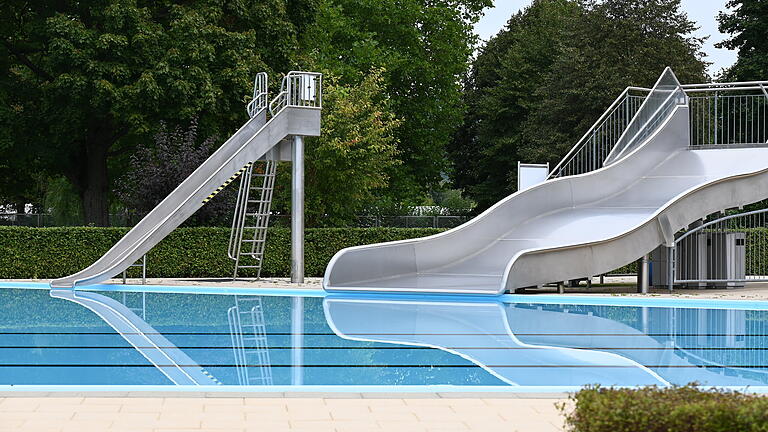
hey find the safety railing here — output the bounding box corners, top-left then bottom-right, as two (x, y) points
(246, 72), (269, 118)
(551, 77), (768, 180)
(671, 207), (768, 287)
(605, 68), (687, 165)
(685, 81), (768, 147)
(268, 71), (323, 115)
(548, 89), (648, 178)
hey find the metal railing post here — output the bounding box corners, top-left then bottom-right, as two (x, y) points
(714, 91), (719, 145)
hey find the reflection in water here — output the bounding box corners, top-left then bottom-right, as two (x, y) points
(0, 288), (763, 387)
(49, 289), (220, 385)
(323, 296), (766, 387)
(228, 296), (274, 385)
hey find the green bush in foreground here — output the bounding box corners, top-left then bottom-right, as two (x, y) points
(562, 385), (768, 432)
(0, 226), (443, 279)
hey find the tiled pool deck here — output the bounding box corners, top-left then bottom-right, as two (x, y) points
(0, 395), (568, 432)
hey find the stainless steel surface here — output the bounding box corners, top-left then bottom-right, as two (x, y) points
(51, 71), (322, 289)
(324, 69), (768, 295)
(639, 254), (649, 294)
(291, 135), (305, 284)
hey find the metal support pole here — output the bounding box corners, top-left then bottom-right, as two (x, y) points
(638, 254), (650, 294)
(667, 245), (675, 292)
(291, 135), (304, 284)
(291, 296), (304, 385)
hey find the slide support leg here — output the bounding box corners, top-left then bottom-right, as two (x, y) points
(291, 135), (305, 284)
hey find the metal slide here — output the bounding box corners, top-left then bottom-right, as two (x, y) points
(324, 68), (768, 294)
(51, 72), (321, 289)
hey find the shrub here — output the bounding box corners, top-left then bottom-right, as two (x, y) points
(561, 385), (768, 432)
(0, 226), (443, 279)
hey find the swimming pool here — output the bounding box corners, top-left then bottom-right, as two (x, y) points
(2, 283), (768, 392)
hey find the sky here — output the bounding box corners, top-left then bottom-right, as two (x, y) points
(474, 0), (739, 77)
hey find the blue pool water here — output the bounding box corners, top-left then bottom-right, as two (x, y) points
(2, 284), (768, 390)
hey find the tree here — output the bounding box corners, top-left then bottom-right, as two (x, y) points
(717, 0), (768, 80)
(271, 69), (401, 227)
(115, 117), (235, 226)
(304, 0), (491, 203)
(450, 0), (708, 210)
(0, 0), (304, 225)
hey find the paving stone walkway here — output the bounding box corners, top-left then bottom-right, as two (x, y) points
(0, 396), (568, 432)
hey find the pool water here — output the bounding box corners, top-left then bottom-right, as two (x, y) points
(1, 286), (768, 389)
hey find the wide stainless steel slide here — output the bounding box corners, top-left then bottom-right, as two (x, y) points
(324, 68), (768, 295)
(51, 72), (321, 289)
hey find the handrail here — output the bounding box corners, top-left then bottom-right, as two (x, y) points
(550, 77), (768, 181)
(269, 71), (323, 116)
(246, 72), (269, 118)
(674, 208), (768, 244)
(604, 67), (686, 165)
(548, 86), (651, 178)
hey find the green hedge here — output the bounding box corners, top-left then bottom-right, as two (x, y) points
(0, 226), (443, 279)
(562, 385), (768, 432)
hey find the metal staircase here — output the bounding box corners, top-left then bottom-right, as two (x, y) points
(228, 72), (277, 279)
(227, 296), (274, 385)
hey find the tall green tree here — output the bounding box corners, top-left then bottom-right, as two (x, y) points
(0, 0), (303, 225)
(717, 0), (768, 80)
(450, 0), (708, 210)
(272, 69), (401, 227)
(304, 0), (491, 203)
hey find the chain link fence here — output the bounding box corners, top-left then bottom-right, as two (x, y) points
(0, 213), (470, 229)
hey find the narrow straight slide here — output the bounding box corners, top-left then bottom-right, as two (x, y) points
(324, 68), (768, 295)
(51, 72), (321, 289)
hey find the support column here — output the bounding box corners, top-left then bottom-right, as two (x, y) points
(291, 135), (304, 284)
(638, 254), (650, 294)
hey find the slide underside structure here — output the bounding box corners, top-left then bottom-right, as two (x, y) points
(324, 68), (768, 295)
(50, 72), (321, 289)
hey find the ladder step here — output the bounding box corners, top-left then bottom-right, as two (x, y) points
(241, 239), (265, 243)
(237, 265), (263, 268)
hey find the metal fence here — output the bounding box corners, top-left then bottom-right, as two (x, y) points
(548, 89), (648, 178)
(0, 213), (470, 229)
(671, 208), (768, 287)
(689, 92), (768, 147)
(550, 81), (768, 180)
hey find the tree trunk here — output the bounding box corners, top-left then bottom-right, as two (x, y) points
(80, 134), (111, 227)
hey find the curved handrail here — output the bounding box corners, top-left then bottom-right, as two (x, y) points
(246, 72), (269, 118)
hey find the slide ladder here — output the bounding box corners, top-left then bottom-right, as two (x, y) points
(228, 159), (277, 279)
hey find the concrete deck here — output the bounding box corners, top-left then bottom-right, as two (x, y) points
(0, 395), (568, 432)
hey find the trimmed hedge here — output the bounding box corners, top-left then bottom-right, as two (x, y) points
(562, 385), (768, 432)
(0, 226), (443, 279)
